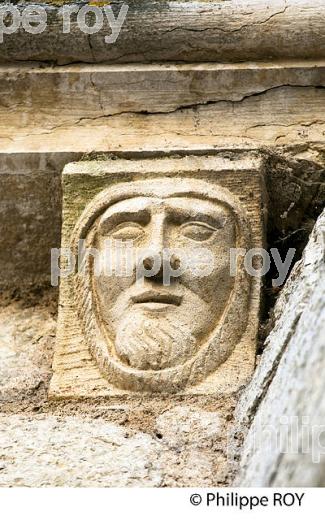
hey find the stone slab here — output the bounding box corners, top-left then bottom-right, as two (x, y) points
(2, 62), (325, 125)
(0, 414), (163, 487)
(0, 405), (229, 487)
(235, 210), (325, 486)
(0, 85), (325, 155)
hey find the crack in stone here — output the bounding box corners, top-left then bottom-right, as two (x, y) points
(15, 84), (325, 138)
(161, 5), (289, 36)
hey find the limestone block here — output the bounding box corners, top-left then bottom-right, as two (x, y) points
(2, 83), (325, 154)
(0, 404), (232, 487)
(0, 298), (56, 405)
(2, 62), (325, 128)
(235, 210), (325, 486)
(0, 415), (162, 487)
(1, 1), (325, 64)
(50, 155), (264, 398)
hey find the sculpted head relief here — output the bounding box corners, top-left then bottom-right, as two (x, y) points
(72, 178), (252, 393)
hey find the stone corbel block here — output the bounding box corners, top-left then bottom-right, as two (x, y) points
(50, 154), (265, 399)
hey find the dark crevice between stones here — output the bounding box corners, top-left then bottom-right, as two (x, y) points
(258, 150), (325, 353)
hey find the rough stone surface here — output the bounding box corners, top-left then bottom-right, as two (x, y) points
(235, 210), (325, 486)
(0, 152), (79, 289)
(0, 404), (232, 487)
(1, 1), (325, 64)
(156, 405), (225, 449)
(0, 415), (163, 487)
(0, 295), (56, 405)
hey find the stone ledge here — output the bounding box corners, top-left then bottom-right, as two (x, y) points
(1, 1), (325, 64)
(1, 61), (325, 131)
(2, 83), (325, 153)
(0, 407), (231, 486)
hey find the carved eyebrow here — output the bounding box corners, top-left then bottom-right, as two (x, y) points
(96, 197), (230, 233)
(166, 209), (228, 228)
(98, 209), (150, 234)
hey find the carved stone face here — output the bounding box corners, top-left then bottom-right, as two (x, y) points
(73, 178), (252, 393)
(93, 196), (236, 371)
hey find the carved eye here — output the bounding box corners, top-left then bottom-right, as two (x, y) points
(110, 223), (145, 241)
(180, 222), (218, 242)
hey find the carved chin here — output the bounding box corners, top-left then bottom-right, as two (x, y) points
(114, 313), (199, 370)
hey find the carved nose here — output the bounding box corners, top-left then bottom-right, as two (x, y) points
(141, 253), (181, 279)
(142, 255), (158, 271)
(169, 254), (181, 271)
(142, 253), (164, 280)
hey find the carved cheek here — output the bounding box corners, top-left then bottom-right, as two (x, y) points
(206, 226), (236, 285)
(92, 241), (134, 308)
(180, 228), (235, 307)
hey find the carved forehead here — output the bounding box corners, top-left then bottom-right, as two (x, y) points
(72, 178), (251, 247)
(98, 196), (231, 224)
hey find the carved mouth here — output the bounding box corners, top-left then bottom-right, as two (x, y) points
(131, 291), (182, 307)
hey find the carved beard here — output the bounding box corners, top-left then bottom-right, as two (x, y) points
(114, 312), (199, 370)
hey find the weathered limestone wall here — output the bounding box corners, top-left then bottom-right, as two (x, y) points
(0, 3), (324, 289)
(0, 153), (79, 290)
(0, 0), (324, 487)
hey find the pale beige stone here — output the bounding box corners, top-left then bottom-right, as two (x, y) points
(156, 405), (225, 449)
(0, 405), (232, 487)
(50, 154), (264, 398)
(2, 84), (325, 154)
(0, 414), (163, 487)
(0, 299), (56, 404)
(234, 210), (325, 486)
(1, 62), (325, 129)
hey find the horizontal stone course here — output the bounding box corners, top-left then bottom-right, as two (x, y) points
(0, 1), (325, 64)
